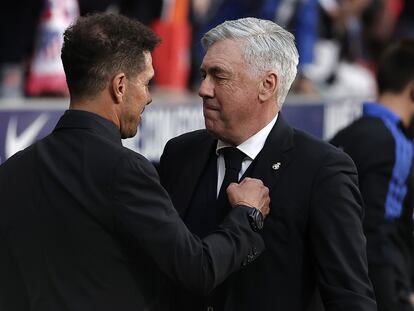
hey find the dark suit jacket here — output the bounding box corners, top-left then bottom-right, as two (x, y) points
(0, 110), (265, 311)
(159, 115), (377, 311)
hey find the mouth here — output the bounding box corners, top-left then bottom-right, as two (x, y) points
(203, 102), (219, 111)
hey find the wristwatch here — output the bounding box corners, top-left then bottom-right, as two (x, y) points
(246, 207), (264, 232)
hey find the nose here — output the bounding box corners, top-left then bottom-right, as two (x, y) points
(198, 77), (214, 98)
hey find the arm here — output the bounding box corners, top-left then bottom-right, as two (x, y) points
(110, 154), (266, 295)
(309, 150), (377, 311)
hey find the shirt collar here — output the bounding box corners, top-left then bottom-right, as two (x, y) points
(216, 114), (278, 160)
(54, 109), (122, 145)
(363, 102), (401, 125)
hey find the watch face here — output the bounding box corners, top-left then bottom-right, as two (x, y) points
(256, 210), (264, 229)
(250, 209), (263, 231)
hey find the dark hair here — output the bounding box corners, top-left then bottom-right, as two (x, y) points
(377, 39), (414, 94)
(61, 13), (160, 100)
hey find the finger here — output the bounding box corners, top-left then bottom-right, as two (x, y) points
(226, 182), (238, 193)
(245, 177), (262, 185)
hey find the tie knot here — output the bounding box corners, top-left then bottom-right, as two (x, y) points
(220, 147), (246, 172)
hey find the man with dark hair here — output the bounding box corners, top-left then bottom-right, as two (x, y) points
(61, 12), (158, 104)
(331, 39), (414, 311)
(0, 13), (270, 311)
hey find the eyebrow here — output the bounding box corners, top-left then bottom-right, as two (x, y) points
(200, 66), (229, 76)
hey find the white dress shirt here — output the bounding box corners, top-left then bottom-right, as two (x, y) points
(215, 114), (278, 196)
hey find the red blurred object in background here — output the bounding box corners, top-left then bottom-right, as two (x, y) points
(151, 0), (191, 91)
(26, 0), (79, 97)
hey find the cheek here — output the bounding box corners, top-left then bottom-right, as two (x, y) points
(216, 85), (245, 114)
(219, 90), (257, 127)
(135, 90), (147, 109)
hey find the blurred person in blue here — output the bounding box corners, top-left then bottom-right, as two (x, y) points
(0, 13), (271, 311)
(260, 0), (320, 94)
(189, 0), (320, 93)
(331, 39), (414, 311)
(159, 17), (376, 311)
(303, 0), (378, 98)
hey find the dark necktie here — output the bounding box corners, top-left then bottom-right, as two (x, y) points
(219, 147), (246, 196)
(210, 147), (246, 309)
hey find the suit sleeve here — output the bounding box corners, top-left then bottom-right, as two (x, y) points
(309, 150), (377, 311)
(110, 153), (265, 295)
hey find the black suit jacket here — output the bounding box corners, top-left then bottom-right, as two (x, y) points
(0, 110), (265, 311)
(159, 115), (377, 311)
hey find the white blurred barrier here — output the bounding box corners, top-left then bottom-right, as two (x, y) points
(0, 95), (365, 163)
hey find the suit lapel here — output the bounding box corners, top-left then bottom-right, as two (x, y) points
(245, 114), (294, 191)
(174, 132), (216, 217)
(175, 115), (294, 215)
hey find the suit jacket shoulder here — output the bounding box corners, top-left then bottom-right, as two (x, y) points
(162, 129), (211, 157)
(330, 117), (394, 167)
(159, 129), (214, 196)
(294, 127), (357, 171)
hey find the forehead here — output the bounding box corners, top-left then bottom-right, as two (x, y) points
(201, 39), (245, 70)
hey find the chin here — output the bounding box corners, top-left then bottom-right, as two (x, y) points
(205, 125), (222, 141)
(121, 128), (138, 139)
(205, 123), (235, 144)
(205, 119), (223, 134)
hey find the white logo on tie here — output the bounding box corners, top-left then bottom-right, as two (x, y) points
(5, 113), (49, 159)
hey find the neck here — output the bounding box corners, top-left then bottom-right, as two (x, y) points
(378, 92), (412, 128)
(69, 95), (120, 129)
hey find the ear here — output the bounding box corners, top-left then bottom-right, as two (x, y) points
(111, 72), (127, 104)
(410, 87), (414, 103)
(258, 72), (277, 103)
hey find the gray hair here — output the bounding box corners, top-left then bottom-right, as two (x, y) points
(202, 17), (299, 107)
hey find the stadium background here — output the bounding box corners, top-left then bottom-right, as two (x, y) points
(2, 0), (401, 163)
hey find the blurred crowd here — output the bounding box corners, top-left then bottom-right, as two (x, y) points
(0, 0), (413, 99)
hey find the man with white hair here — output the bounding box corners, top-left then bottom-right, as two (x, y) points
(159, 17), (376, 310)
